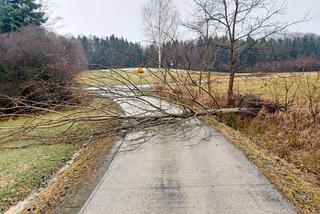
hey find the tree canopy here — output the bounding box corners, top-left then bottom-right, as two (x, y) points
(0, 0), (47, 33)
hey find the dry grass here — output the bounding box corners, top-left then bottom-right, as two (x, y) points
(208, 117), (320, 214)
(78, 68), (234, 87)
(78, 69), (158, 86)
(220, 110), (320, 179)
(76, 69), (320, 213)
(153, 71), (320, 213)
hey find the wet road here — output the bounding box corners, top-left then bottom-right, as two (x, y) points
(80, 87), (297, 214)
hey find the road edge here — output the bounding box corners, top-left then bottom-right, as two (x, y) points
(207, 116), (320, 214)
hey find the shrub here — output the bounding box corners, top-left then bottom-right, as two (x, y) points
(0, 26), (87, 112)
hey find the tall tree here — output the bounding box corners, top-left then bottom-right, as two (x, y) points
(191, 0), (306, 104)
(143, 0), (179, 69)
(0, 0), (47, 33)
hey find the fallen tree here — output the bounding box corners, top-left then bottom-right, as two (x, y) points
(0, 68), (264, 147)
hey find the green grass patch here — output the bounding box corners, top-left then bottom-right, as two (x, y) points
(0, 110), (85, 212)
(0, 95), (121, 212)
(0, 144), (75, 211)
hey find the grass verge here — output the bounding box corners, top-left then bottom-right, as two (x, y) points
(20, 136), (119, 214)
(0, 97), (120, 213)
(0, 113), (80, 212)
(207, 117), (320, 214)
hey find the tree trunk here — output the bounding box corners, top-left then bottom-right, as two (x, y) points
(164, 69), (167, 85)
(227, 71), (235, 103)
(199, 72), (203, 94)
(207, 71), (211, 94)
(227, 49), (236, 105)
(158, 45), (162, 69)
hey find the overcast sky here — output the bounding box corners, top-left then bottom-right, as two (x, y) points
(48, 0), (320, 43)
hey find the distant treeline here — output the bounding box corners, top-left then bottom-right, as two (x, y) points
(78, 34), (320, 72)
(77, 35), (144, 69)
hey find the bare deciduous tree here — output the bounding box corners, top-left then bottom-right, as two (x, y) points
(182, 0), (220, 94)
(191, 0), (306, 104)
(143, 0), (179, 69)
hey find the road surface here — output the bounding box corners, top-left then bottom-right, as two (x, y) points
(81, 87), (297, 214)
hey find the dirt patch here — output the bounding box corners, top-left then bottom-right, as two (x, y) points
(0, 178), (8, 189)
(19, 135), (121, 214)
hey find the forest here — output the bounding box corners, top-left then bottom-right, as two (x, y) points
(78, 34), (320, 72)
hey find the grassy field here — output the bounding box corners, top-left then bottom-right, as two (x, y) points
(79, 69), (319, 103)
(20, 136), (117, 214)
(78, 68), (228, 86)
(213, 72), (320, 102)
(0, 111), (80, 212)
(0, 98), (119, 212)
(78, 69), (160, 86)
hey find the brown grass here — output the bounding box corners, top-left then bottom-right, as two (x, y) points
(232, 110), (320, 183)
(154, 71), (320, 213)
(208, 117), (320, 214)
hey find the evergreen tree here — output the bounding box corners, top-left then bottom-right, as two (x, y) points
(0, 0), (47, 33)
(78, 34), (320, 72)
(78, 35), (145, 69)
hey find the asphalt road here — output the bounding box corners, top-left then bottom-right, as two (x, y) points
(80, 87), (297, 214)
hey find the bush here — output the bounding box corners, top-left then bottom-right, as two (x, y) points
(0, 26), (87, 112)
